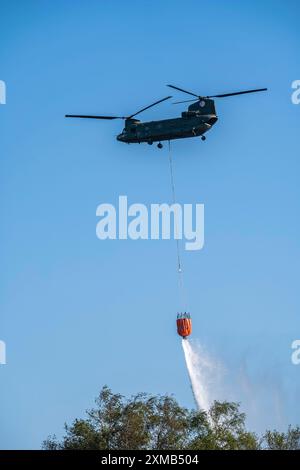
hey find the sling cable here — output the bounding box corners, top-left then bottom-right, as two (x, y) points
(167, 141), (192, 339)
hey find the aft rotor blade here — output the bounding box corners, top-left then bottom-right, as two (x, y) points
(65, 114), (124, 120)
(167, 84), (199, 98)
(128, 96), (172, 119)
(207, 88), (268, 98)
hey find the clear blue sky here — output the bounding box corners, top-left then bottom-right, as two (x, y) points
(1, 0), (299, 449)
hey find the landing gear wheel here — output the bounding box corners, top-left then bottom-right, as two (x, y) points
(201, 135), (206, 141)
(157, 142), (163, 149)
(148, 141), (153, 145)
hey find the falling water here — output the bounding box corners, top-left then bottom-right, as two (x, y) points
(182, 338), (214, 412)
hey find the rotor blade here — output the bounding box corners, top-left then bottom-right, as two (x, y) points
(207, 88), (268, 98)
(167, 84), (199, 98)
(65, 114), (124, 120)
(128, 96), (172, 119)
(172, 98), (199, 104)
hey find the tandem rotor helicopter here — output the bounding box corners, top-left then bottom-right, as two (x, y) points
(65, 84), (267, 148)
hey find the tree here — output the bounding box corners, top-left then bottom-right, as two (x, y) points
(43, 386), (190, 450)
(263, 426), (300, 450)
(188, 401), (260, 450)
(43, 386), (298, 451)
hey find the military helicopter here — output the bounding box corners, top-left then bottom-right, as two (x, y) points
(65, 85), (267, 148)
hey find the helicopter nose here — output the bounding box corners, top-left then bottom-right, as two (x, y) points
(208, 116), (218, 125)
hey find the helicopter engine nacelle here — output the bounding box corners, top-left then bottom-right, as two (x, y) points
(181, 111), (199, 118)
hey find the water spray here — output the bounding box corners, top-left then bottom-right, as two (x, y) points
(181, 338), (211, 412)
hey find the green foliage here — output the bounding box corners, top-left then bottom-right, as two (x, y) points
(42, 386), (298, 451)
(263, 426), (300, 450)
(188, 401), (260, 450)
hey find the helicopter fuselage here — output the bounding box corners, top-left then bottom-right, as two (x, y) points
(117, 112), (218, 144)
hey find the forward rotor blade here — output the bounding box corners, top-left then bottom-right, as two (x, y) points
(207, 88), (268, 98)
(167, 84), (199, 98)
(173, 98), (199, 104)
(128, 96), (172, 119)
(65, 114), (123, 120)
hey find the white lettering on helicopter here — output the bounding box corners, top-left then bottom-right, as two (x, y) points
(0, 80), (6, 105)
(96, 196), (204, 251)
(291, 80), (300, 105)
